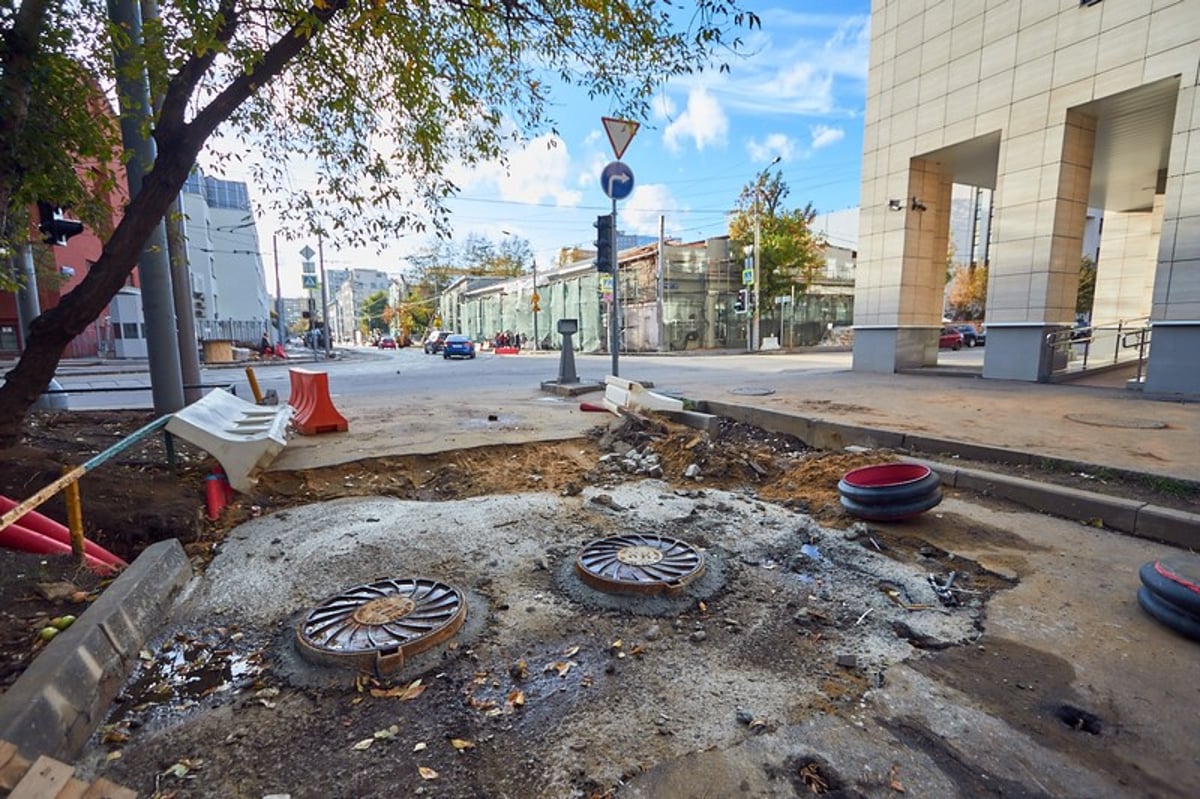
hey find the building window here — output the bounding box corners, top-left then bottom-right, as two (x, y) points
(0, 324), (18, 350)
(123, 322), (140, 339)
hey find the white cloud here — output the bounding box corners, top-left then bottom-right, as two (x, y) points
(620, 184), (679, 236)
(448, 133), (582, 207)
(675, 12), (870, 117)
(810, 125), (845, 150)
(652, 93), (677, 121)
(747, 134), (797, 163)
(662, 88), (729, 153)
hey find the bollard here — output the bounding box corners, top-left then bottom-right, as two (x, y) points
(556, 318), (580, 384)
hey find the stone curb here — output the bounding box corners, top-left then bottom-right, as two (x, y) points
(0, 539), (193, 762)
(699, 399), (1200, 549)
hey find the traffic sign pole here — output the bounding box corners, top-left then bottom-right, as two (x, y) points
(610, 195), (619, 377)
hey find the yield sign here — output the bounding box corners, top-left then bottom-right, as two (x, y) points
(602, 117), (639, 160)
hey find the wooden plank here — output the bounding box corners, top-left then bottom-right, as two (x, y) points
(81, 777), (138, 799)
(0, 749), (31, 791)
(0, 740), (18, 771)
(9, 754), (75, 799)
(55, 776), (91, 799)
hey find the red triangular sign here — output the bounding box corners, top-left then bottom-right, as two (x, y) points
(602, 117), (640, 160)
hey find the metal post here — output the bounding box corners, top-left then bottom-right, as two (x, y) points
(319, 235), (331, 358)
(656, 215), (666, 352)
(752, 187), (761, 353)
(166, 196), (202, 403)
(12, 246), (40, 344)
(609, 196), (619, 376)
(108, 0), (184, 414)
(532, 257), (539, 351)
(273, 233), (286, 345)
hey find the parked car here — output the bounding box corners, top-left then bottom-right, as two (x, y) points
(954, 324), (983, 347)
(377, 336), (397, 349)
(423, 330), (451, 354)
(442, 334), (476, 360)
(939, 326), (964, 350)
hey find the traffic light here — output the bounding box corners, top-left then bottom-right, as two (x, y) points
(594, 213), (613, 273)
(37, 202), (85, 246)
(734, 289), (747, 313)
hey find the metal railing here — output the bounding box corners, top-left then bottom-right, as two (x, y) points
(1044, 316), (1151, 379)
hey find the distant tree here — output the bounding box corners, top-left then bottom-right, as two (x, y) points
(946, 264), (989, 320)
(727, 171), (825, 312)
(359, 290), (389, 334)
(0, 0), (760, 445)
(1076, 255), (1096, 316)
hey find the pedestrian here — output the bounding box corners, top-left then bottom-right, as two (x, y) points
(260, 332), (272, 358)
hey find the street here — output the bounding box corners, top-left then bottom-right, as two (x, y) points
(51, 345), (990, 412)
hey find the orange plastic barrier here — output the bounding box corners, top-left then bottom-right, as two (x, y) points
(288, 368), (349, 435)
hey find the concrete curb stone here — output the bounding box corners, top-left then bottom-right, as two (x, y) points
(703, 400), (1200, 549)
(0, 539), (192, 762)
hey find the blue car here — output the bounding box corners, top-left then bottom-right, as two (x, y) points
(442, 334), (476, 360)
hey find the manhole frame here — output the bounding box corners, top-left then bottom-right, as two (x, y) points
(575, 533), (706, 597)
(295, 576), (467, 676)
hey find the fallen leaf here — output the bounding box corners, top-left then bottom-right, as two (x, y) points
(507, 689), (526, 708)
(102, 729), (129, 745)
(418, 766), (439, 780)
(609, 639), (623, 650)
(450, 738), (476, 750)
(698, 601), (707, 613)
(413, 742), (427, 752)
(400, 679), (427, 701)
(629, 645), (646, 657)
(353, 739), (374, 751)
(888, 764), (905, 793)
(563, 645), (580, 657)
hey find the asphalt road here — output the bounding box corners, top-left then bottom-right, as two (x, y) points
(52, 345), (988, 411)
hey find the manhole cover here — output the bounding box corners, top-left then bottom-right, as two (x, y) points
(1065, 413), (1168, 430)
(575, 534), (706, 596)
(730, 386), (775, 396)
(296, 577), (466, 675)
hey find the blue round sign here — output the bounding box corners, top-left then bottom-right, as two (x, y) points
(600, 161), (635, 200)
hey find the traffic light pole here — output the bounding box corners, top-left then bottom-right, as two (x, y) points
(108, 0), (184, 414)
(609, 196), (619, 377)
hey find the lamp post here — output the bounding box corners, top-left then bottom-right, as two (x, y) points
(751, 155), (781, 352)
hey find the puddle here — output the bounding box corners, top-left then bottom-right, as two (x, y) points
(105, 629), (269, 731)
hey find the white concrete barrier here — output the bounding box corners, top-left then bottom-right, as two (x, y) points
(604, 376), (685, 415)
(165, 389), (293, 493)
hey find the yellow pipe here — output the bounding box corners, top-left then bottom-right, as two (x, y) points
(245, 366), (264, 404)
(62, 468), (85, 560)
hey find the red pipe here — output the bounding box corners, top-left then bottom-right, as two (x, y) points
(205, 474), (228, 520)
(0, 495), (126, 568)
(0, 521), (118, 574)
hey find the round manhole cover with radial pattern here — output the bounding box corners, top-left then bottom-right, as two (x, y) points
(730, 386), (776, 396)
(296, 577), (466, 676)
(575, 534), (706, 596)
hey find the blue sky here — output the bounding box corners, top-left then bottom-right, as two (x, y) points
(225, 2), (872, 294)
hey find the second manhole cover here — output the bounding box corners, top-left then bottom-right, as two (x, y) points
(575, 533), (706, 596)
(730, 386), (775, 396)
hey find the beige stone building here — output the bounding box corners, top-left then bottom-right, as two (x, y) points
(854, 0), (1200, 394)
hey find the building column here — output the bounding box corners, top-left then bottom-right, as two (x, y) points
(983, 110), (1095, 382)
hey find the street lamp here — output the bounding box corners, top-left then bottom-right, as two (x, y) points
(752, 155), (782, 351)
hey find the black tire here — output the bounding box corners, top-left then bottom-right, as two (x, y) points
(1137, 586), (1200, 643)
(443, 353), (449, 359)
(838, 470), (941, 506)
(953, 341), (962, 351)
(966, 339), (976, 348)
(1139, 557), (1200, 617)
(840, 487), (943, 521)
(470, 353), (476, 359)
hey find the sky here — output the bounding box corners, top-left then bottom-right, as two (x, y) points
(205, 2), (872, 297)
